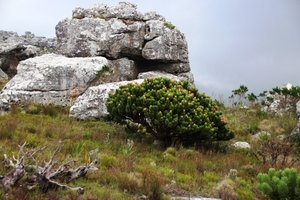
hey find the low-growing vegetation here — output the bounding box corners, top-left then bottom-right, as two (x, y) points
(0, 81), (299, 199)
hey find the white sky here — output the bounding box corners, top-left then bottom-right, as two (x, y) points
(1, 0), (300, 98)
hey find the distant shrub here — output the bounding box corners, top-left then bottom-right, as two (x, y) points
(253, 137), (299, 168)
(261, 85), (300, 113)
(107, 78), (233, 147)
(257, 168), (300, 200)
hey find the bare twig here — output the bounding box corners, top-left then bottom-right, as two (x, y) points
(0, 142), (99, 193)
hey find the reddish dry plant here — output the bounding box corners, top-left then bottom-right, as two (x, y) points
(253, 138), (299, 168)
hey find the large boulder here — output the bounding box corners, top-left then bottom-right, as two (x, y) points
(0, 54), (137, 107)
(56, 18), (145, 58)
(142, 20), (188, 63)
(0, 31), (56, 77)
(0, 2), (195, 115)
(55, 2), (190, 77)
(69, 79), (144, 120)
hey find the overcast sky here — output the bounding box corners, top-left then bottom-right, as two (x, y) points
(1, 0), (300, 99)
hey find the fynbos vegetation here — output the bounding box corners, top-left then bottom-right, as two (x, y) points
(107, 78), (233, 147)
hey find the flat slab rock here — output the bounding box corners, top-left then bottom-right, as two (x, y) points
(0, 54), (136, 107)
(138, 71), (186, 82)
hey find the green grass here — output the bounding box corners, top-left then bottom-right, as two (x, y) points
(0, 104), (298, 199)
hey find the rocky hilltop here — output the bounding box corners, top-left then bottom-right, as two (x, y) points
(0, 2), (193, 119)
(0, 31), (56, 78)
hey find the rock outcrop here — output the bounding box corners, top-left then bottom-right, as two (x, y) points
(0, 54), (136, 106)
(0, 2), (194, 119)
(69, 70), (192, 120)
(69, 79), (144, 120)
(262, 83), (299, 115)
(55, 2), (190, 76)
(0, 31), (56, 77)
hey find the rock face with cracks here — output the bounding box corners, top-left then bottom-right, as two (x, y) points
(0, 2), (194, 119)
(55, 2), (189, 74)
(0, 54), (136, 106)
(0, 31), (56, 77)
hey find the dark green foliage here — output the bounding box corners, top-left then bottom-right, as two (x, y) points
(257, 168), (300, 200)
(230, 85), (251, 106)
(263, 85), (300, 108)
(247, 93), (257, 103)
(106, 78), (233, 147)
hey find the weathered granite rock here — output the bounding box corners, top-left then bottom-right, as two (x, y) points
(232, 141), (251, 149)
(1, 2), (195, 116)
(143, 12), (166, 21)
(92, 57), (138, 85)
(177, 72), (194, 84)
(0, 31), (56, 77)
(56, 18), (145, 58)
(72, 2), (144, 20)
(142, 20), (188, 62)
(0, 68), (8, 81)
(69, 79), (144, 120)
(0, 54), (136, 107)
(70, 71), (194, 120)
(262, 83), (299, 115)
(137, 71), (186, 82)
(56, 2), (190, 76)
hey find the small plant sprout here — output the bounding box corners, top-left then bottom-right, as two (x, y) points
(164, 21), (176, 29)
(228, 169), (238, 180)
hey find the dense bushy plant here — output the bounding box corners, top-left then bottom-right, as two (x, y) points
(106, 78), (233, 147)
(257, 168), (300, 200)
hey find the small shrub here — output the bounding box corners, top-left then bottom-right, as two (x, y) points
(139, 167), (164, 200)
(116, 172), (140, 194)
(176, 172), (193, 184)
(99, 154), (118, 169)
(164, 21), (176, 29)
(107, 78), (233, 147)
(253, 137), (299, 167)
(257, 168), (300, 200)
(0, 118), (18, 140)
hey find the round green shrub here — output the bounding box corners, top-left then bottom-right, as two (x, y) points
(106, 78), (233, 147)
(257, 168), (300, 200)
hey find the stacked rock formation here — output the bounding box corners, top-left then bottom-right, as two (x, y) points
(0, 31), (56, 79)
(0, 2), (194, 119)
